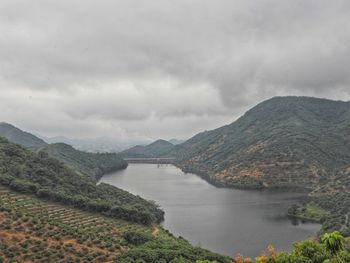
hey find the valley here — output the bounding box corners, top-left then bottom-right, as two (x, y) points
(1, 96), (350, 262)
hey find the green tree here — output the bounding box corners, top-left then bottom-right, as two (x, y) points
(321, 231), (345, 255)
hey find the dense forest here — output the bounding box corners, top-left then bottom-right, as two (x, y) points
(0, 137), (163, 225)
(0, 122), (128, 180)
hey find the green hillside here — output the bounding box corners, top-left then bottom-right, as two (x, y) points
(41, 143), (127, 180)
(0, 137), (163, 225)
(172, 96), (350, 189)
(0, 187), (230, 263)
(170, 96), (350, 236)
(0, 122), (47, 150)
(121, 139), (174, 158)
(0, 123), (127, 180)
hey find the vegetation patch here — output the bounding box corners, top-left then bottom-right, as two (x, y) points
(0, 137), (163, 224)
(0, 188), (230, 263)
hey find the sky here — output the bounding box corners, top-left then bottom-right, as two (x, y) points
(0, 0), (350, 142)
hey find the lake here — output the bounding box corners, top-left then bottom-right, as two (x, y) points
(99, 163), (320, 257)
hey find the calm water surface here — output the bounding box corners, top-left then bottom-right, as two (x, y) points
(100, 164), (320, 257)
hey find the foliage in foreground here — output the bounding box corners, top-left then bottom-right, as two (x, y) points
(234, 231), (350, 263)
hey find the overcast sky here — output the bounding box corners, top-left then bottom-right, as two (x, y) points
(0, 0), (350, 141)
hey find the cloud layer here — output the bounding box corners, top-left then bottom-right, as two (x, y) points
(0, 0), (350, 140)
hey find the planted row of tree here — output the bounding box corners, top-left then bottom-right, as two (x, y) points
(0, 137), (164, 224)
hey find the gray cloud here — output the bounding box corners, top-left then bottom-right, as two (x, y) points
(0, 0), (349, 140)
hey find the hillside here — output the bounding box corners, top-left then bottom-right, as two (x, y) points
(0, 123), (127, 180)
(121, 139), (174, 158)
(0, 122), (47, 150)
(41, 143), (127, 180)
(0, 137), (163, 225)
(170, 96), (350, 236)
(0, 187), (229, 263)
(172, 96), (350, 189)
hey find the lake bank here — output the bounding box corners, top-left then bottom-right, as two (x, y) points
(99, 163), (320, 257)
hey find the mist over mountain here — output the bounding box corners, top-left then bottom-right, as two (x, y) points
(39, 135), (152, 153)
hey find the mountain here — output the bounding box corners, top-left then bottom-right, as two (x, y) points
(0, 123), (127, 179)
(41, 143), (127, 179)
(121, 139), (175, 158)
(171, 96), (350, 190)
(170, 96), (350, 235)
(0, 122), (47, 150)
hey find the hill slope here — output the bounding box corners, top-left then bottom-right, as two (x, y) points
(172, 96), (350, 190)
(0, 136), (163, 224)
(121, 139), (174, 158)
(0, 122), (47, 150)
(0, 187), (230, 263)
(0, 123), (127, 180)
(41, 143), (127, 179)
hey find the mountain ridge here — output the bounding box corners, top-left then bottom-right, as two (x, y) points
(121, 139), (174, 158)
(170, 96), (350, 189)
(0, 122), (47, 150)
(0, 122), (127, 179)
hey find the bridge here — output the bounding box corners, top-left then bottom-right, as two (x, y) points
(124, 158), (176, 164)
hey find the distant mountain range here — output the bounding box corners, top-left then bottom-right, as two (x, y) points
(0, 122), (127, 179)
(39, 135), (185, 153)
(39, 135), (151, 153)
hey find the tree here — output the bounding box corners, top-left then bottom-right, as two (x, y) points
(321, 231), (345, 255)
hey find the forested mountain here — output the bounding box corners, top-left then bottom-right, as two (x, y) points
(171, 96), (350, 190)
(41, 143), (127, 180)
(0, 137), (162, 224)
(121, 139), (174, 158)
(170, 96), (350, 236)
(0, 123), (127, 180)
(0, 122), (47, 150)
